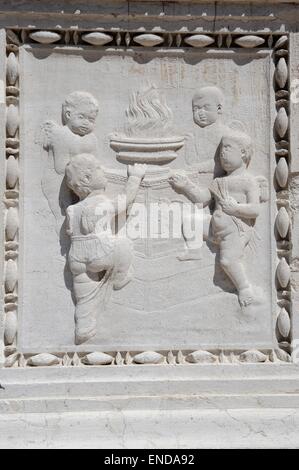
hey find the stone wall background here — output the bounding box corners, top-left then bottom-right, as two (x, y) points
(1, 0), (299, 449)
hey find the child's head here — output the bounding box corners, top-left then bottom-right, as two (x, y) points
(192, 86), (224, 128)
(62, 91), (99, 136)
(220, 129), (253, 173)
(66, 153), (107, 199)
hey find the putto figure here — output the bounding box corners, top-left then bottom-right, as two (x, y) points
(192, 86), (225, 129)
(65, 153), (146, 344)
(41, 91), (100, 231)
(185, 86), (230, 171)
(170, 128), (268, 307)
(43, 91), (99, 174)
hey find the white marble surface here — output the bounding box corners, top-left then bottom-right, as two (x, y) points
(1, 364), (299, 448)
(2, 408), (299, 449)
(1, 0), (299, 449)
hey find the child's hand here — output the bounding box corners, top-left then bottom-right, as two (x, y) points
(169, 172), (188, 190)
(220, 197), (239, 215)
(128, 163), (147, 179)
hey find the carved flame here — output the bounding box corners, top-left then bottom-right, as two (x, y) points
(125, 83), (173, 137)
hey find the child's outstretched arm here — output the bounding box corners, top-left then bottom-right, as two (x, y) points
(114, 164), (146, 215)
(126, 163), (146, 208)
(169, 172), (211, 206)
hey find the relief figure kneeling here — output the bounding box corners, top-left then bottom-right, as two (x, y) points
(65, 153), (146, 344)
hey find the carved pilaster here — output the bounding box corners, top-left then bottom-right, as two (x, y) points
(3, 30), (19, 367)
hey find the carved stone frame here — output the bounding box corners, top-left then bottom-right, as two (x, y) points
(1, 27), (293, 368)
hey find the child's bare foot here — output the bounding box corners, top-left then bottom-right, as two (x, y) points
(75, 328), (96, 345)
(238, 286), (254, 307)
(177, 248), (203, 261)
